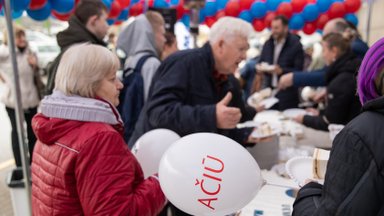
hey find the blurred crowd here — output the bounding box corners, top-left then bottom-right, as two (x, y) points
(1, 0), (383, 215)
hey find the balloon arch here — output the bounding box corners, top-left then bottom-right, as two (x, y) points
(2, 0), (361, 34)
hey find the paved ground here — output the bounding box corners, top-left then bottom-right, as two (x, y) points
(0, 102), (16, 216)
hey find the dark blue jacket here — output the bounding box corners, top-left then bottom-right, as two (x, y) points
(292, 38), (368, 88)
(240, 57), (259, 100)
(128, 43), (256, 148)
(259, 33), (304, 110)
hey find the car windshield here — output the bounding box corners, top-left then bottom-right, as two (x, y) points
(37, 45), (60, 53)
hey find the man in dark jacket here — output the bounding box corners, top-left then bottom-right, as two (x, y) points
(45, 0), (109, 95)
(129, 17), (257, 148)
(257, 15), (304, 110)
(292, 37), (384, 215)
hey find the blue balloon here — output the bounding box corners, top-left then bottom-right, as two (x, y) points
(289, 14), (304, 30)
(0, 9), (23, 19)
(181, 15), (190, 28)
(118, 9), (129, 21)
(50, 0), (75, 14)
(107, 19), (115, 25)
(281, 0), (291, 2)
(250, 2), (267, 19)
(170, 0), (180, 6)
(12, 0), (30, 12)
(27, 2), (51, 21)
(316, 0), (332, 13)
(333, 0), (343, 2)
(203, 1), (217, 17)
(239, 10), (253, 22)
(102, 0), (112, 10)
(217, 0), (228, 10)
(302, 4), (319, 22)
(154, 0), (169, 8)
(199, 9), (205, 23)
(266, 0), (281, 11)
(345, 13), (359, 27)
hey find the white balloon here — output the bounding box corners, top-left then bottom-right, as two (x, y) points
(159, 133), (263, 216)
(132, 129), (180, 178)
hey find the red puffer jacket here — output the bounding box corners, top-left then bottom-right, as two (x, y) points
(31, 113), (166, 216)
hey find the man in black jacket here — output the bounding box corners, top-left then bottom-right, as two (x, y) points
(129, 17), (258, 148)
(130, 16), (263, 216)
(257, 15), (304, 110)
(45, 0), (109, 95)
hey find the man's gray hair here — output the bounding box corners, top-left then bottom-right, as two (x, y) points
(209, 17), (254, 44)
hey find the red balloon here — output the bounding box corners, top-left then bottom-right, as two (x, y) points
(291, 0), (306, 13)
(114, 20), (123, 25)
(129, 3), (144, 16)
(316, 13), (329, 30)
(328, 2), (346, 19)
(216, 10), (226, 19)
(109, 1), (122, 19)
(224, 1), (240, 17)
(264, 12), (276, 28)
(29, 0), (47, 10)
(52, 10), (72, 21)
(239, 0), (254, 10)
(174, 2), (186, 20)
(147, 0), (155, 7)
(276, 2), (293, 18)
(205, 16), (217, 27)
(307, 0), (316, 3)
(117, 0), (130, 8)
(303, 22), (316, 34)
(253, 19), (265, 32)
(345, 0), (361, 13)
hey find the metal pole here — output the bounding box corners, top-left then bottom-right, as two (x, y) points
(365, 0), (373, 44)
(190, 8), (199, 48)
(4, 0), (32, 215)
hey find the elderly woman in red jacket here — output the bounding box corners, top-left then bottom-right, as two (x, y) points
(31, 43), (166, 215)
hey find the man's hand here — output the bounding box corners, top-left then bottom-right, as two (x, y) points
(278, 72), (293, 90)
(216, 92), (242, 129)
(272, 65), (283, 75)
(293, 114), (305, 124)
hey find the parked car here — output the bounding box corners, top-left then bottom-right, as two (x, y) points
(29, 41), (60, 75)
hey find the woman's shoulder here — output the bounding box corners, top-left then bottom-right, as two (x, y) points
(77, 123), (128, 153)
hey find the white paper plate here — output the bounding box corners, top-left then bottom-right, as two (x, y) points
(251, 124), (281, 139)
(282, 108), (307, 119)
(247, 96), (279, 109)
(259, 97), (279, 109)
(256, 63), (276, 72)
(285, 156), (324, 187)
(237, 121), (261, 129)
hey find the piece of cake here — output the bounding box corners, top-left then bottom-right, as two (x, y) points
(312, 148), (330, 179)
(260, 122), (272, 136)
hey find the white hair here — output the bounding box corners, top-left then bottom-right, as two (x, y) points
(55, 43), (120, 98)
(209, 17), (254, 44)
